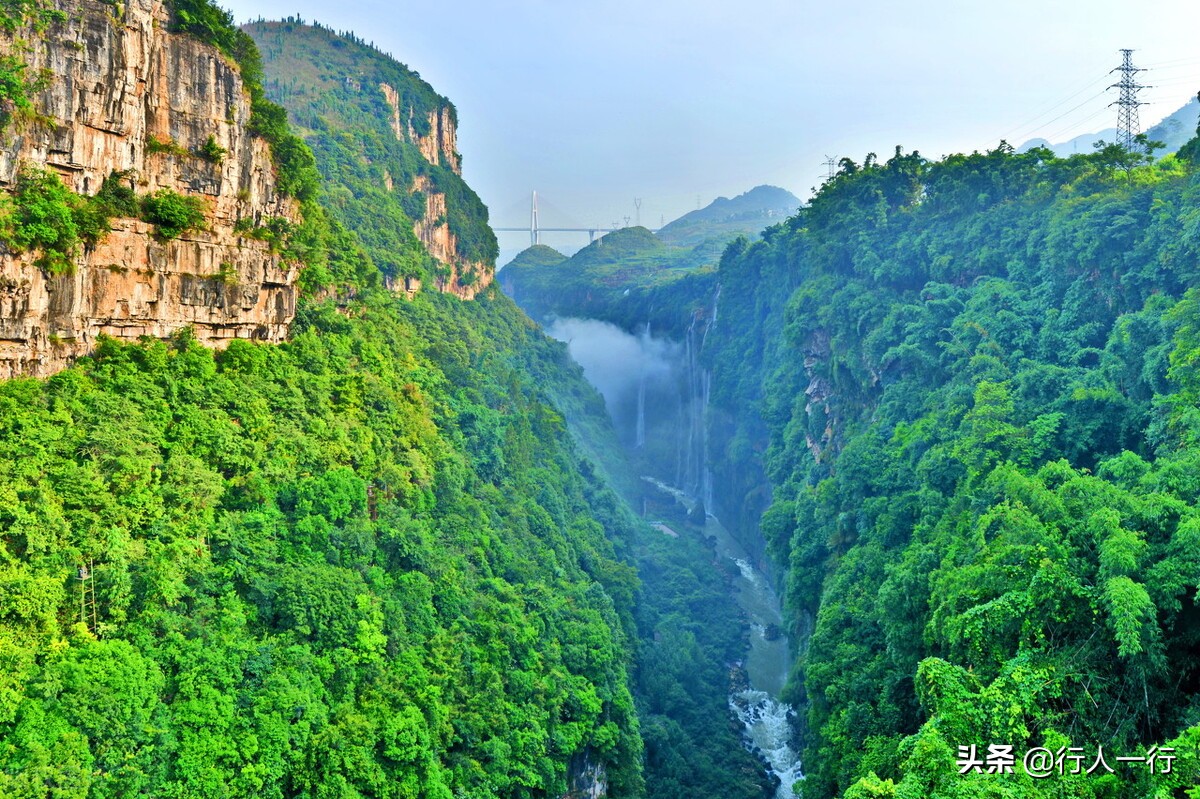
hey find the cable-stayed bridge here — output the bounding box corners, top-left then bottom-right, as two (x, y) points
(493, 191), (657, 247)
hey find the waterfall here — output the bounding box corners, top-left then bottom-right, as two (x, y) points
(635, 377), (646, 448)
(677, 291), (718, 514)
(635, 322), (649, 448)
(701, 367), (713, 513)
(702, 281), (721, 347)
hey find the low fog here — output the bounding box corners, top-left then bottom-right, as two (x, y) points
(546, 317), (677, 437)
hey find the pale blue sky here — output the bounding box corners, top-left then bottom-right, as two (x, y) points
(222, 0), (1200, 260)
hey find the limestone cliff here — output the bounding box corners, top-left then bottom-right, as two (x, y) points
(561, 749), (607, 799)
(379, 84), (491, 300)
(0, 0), (298, 378)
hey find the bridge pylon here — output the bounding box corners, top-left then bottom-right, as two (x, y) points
(530, 190), (540, 247)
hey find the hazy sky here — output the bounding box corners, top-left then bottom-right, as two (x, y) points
(221, 0), (1200, 260)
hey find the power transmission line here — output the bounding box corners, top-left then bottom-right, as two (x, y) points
(994, 72), (1111, 146)
(1041, 106), (1112, 147)
(1014, 88), (1112, 145)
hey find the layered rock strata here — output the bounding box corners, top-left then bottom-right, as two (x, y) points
(0, 0), (298, 377)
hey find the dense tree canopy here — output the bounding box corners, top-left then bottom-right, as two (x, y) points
(0, 290), (652, 798)
(699, 140), (1200, 798)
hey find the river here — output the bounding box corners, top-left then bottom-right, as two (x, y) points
(709, 513), (804, 799)
(644, 478), (804, 798)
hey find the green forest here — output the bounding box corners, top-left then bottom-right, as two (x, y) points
(701, 139), (1200, 798)
(0, 290), (654, 798)
(5, 0), (1200, 795)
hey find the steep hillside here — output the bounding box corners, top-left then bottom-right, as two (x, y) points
(0, 288), (653, 799)
(0, 1), (793, 796)
(709, 144), (1200, 798)
(507, 135), (1200, 799)
(244, 19), (498, 298)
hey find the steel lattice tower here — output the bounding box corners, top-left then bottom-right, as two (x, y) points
(1109, 49), (1149, 152)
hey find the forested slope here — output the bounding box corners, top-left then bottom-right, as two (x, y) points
(0, 286), (656, 797)
(239, 19), (778, 799)
(0, 0), (652, 795)
(244, 19), (497, 294)
(704, 142), (1200, 797)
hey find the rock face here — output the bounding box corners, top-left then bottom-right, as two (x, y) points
(0, 0), (298, 378)
(561, 749), (607, 799)
(378, 84), (490, 300)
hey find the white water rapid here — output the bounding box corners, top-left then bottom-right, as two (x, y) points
(708, 515), (804, 798)
(643, 478), (804, 798)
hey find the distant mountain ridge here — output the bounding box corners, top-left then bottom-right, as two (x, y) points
(1020, 96), (1199, 157)
(656, 185), (800, 247)
(499, 184), (799, 335)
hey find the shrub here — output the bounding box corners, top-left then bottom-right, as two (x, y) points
(145, 134), (189, 158)
(95, 170), (139, 217)
(0, 54), (49, 130)
(197, 134), (226, 164)
(1, 166), (111, 275)
(140, 189), (206, 240)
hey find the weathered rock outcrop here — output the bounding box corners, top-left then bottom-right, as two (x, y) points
(378, 83), (490, 300)
(560, 749), (607, 799)
(379, 83), (460, 174)
(0, 0), (298, 378)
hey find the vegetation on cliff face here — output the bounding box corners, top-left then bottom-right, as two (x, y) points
(166, 0), (321, 203)
(0, 168), (210, 276)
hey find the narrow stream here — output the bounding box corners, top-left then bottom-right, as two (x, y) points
(713, 517), (804, 799)
(645, 478), (804, 798)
